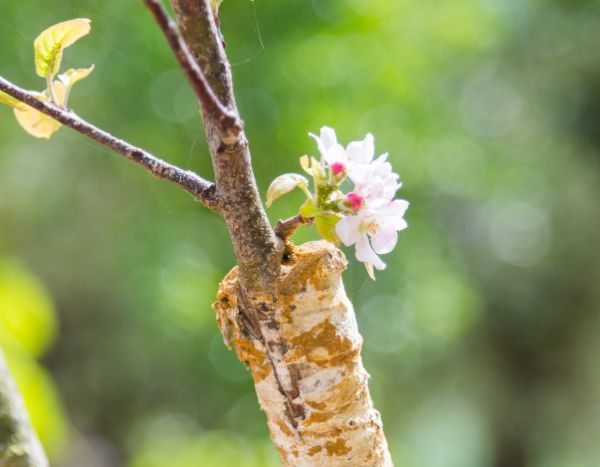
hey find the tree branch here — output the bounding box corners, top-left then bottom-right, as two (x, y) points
(275, 215), (314, 241)
(141, 0), (242, 143)
(0, 76), (218, 210)
(166, 0), (282, 290)
(0, 348), (49, 467)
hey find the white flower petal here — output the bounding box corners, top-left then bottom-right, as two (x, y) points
(308, 132), (325, 155)
(324, 144), (347, 166)
(335, 215), (363, 246)
(347, 164), (369, 186)
(319, 126), (338, 149)
(310, 127), (347, 166)
(378, 199), (409, 229)
(346, 133), (375, 165)
(355, 236), (386, 270)
(370, 225), (398, 255)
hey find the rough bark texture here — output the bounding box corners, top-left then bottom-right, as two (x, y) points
(0, 350), (48, 467)
(168, 0), (282, 290)
(215, 241), (393, 466)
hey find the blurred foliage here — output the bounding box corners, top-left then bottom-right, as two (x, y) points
(0, 259), (69, 460)
(0, 0), (599, 466)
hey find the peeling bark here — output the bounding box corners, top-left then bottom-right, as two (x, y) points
(215, 241), (393, 466)
(0, 349), (48, 467)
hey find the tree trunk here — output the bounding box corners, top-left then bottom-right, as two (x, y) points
(215, 241), (393, 466)
(0, 349), (48, 467)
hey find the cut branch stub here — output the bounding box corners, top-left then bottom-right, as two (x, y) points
(275, 215), (314, 242)
(214, 241), (393, 466)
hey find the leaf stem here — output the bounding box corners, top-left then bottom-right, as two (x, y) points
(46, 73), (59, 106)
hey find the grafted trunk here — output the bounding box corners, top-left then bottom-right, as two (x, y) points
(0, 350), (48, 467)
(215, 241), (393, 466)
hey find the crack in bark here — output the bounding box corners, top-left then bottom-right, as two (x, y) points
(235, 286), (305, 435)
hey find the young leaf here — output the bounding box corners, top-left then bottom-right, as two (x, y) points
(58, 65), (94, 89)
(58, 65), (94, 105)
(13, 83), (66, 139)
(34, 18), (91, 79)
(266, 173), (308, 208)
(315, 213), (342, 244)
(0, 91), (20, 108)
(299, 155), (311, 174)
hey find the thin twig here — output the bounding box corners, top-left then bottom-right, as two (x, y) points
(0, 76), (218, 209)
(142, 0), (242, 142)
(275, 215), (314, 240)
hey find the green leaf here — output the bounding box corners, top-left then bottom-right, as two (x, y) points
(315, 213), (342, 244)
(34, 18), (91, 79)
(266, 173), (309, 208)
(0, 90), (20, 108)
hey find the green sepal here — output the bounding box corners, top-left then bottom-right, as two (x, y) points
(315, 213), (342, 244)
(299, 199), (320, 218)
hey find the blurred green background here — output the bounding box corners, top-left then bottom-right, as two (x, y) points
(1, 0), (599, 466)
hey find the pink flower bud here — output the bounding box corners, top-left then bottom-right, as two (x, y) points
(331, 162), (346, 176)
(346, 192), (364, 212)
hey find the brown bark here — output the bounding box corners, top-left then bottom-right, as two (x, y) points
(215, 241), (393, 466)
(168, 0), (283, 291)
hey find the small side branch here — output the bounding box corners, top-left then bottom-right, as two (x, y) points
(0, 76), (218, 209)
(275, 215), (314, 241)
(142, 0), (242, 142)
(0, 348), (49, 467)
